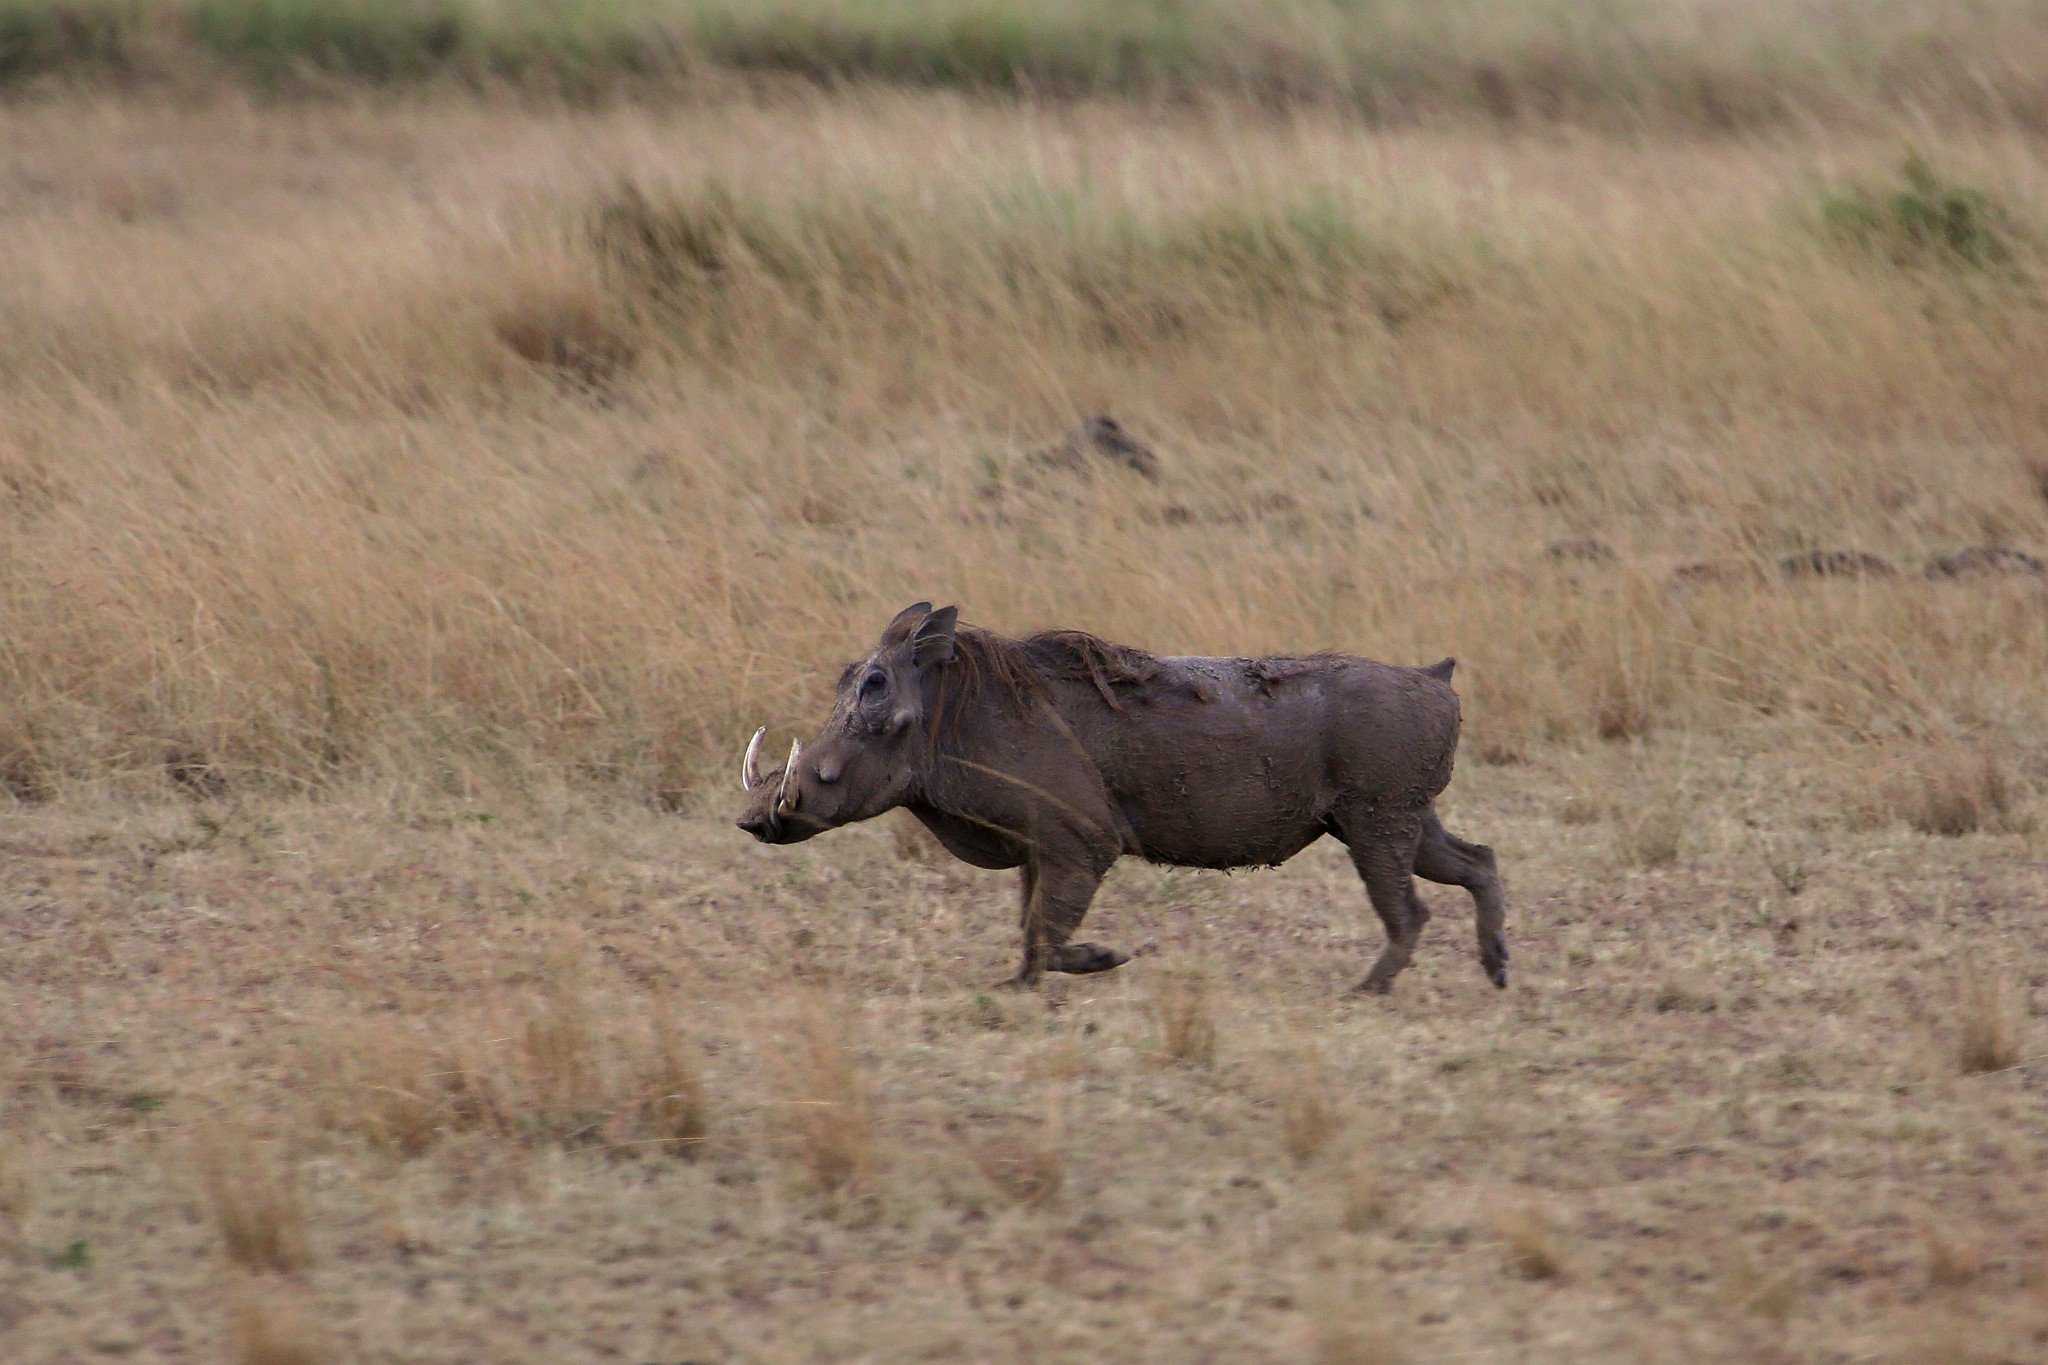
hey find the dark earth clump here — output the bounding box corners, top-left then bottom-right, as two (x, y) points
(1780, 549), (1894, 579)
(1026, 416), (1161, 481)
(1924, 546), (2046, 579)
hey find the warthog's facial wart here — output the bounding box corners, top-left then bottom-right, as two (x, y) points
(737, 601), (956, 846)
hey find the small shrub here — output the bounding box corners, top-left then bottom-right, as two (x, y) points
(1310, 1271), (1402, 1365)
(0, 1134), (33, 1227)
(1339, 1153), (1387, 1232)
(318, 990), (709, 1157)
(1594, 680), (1655, 742)
(1556, 794), (1603, 826)
(963, 1091), (1062, 1207)
(230, 1280), (329, 1365)
(1275, 1049), (1342, 1163)
(191, 1122), (312, 1275)
(1821, 155), (2030, 271)
(1954, 970), (2025, 1075)
(626, 996), (709, 1156)
(1716, 1247), (1799, 1326)
(1889, 746), (2021, 837)
(762, 996), (875, 1196)
(1489, 1195), (1568, 1280)
(1652, 976), (1719, 1014)
(318, 1020), (443, 1157)
(2022, 453), (2048, 505)
(1920, 1219), (1982, 1288)
(1766, 845), (1808, 897)
(1149, 971), (1217, 1067)
(492, 287), (638, 389)
(1616, 796), (1686, 869)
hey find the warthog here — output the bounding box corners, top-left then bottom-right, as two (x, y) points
(737, 603), (1507, 994)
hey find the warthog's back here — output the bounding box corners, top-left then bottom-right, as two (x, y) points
(1058, 653), (1461, 869)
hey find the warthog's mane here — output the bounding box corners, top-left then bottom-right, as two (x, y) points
(928, 625), (1164, 737)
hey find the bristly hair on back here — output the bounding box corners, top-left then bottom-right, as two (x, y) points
(1021, 629), (1161, 713)
(922, 624), (1164, 746)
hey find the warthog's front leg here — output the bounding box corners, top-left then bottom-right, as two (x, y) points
(1001, 853), (1122, 989)
(1047, 942), (1131, 974)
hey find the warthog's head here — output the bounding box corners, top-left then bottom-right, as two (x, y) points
(737, 601), (959, 844)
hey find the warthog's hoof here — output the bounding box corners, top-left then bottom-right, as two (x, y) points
(1049, 943), (1130, 975)
(1484, 934), (1510, 989)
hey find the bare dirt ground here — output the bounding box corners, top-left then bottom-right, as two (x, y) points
(5, 739), (2047, 1362)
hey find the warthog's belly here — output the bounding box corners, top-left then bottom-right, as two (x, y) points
(1124, 803), (1329, 869)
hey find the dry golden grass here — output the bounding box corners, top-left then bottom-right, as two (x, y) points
(1489, 1194), (1570, 1281)
(0, 763), (2044, 1359)
(1920, 1218), (1985, 1289)
(1715, 1246), (1801, 1329)
(1889, 744), (2026, 837)
(316, 985), (710, 1155)
(760, 994), (876, 1197)
(0, 1134), (33, 1230)
(962, 1088), (1064, 1207)
(191, 1122), (313, 1276)
(1310, 1273), (1404, 1365)
(1, 97), (2047, 801)
(229, 1280), (331, 1365)
(1338, 1153), (1388, 1234)
(1149, 968), (1219, 1067)
(4, 71), (2048, 1365)
(1275, 1046), (1344, 1163)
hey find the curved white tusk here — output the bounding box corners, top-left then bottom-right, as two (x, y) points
(742, 726), (767, 791)
(777, 739), (801, 813)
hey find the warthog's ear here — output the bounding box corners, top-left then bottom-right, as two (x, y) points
(880, 601), (934, 647)
(911, 605), (959, 667)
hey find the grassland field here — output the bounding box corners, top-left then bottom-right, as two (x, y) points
(6, 3), (2048, 1361)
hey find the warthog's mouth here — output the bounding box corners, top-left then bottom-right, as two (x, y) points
(738, 726), (806, 843)
(737, 810), (782, 842)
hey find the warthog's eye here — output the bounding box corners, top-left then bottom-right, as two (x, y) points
(860, 669), (888, 702)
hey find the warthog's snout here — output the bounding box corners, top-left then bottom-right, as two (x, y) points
(737, 725), (808, 843)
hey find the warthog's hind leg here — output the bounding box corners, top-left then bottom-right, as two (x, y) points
(1336, 813), (1427, 994)
(1414, 809), (1509, 988)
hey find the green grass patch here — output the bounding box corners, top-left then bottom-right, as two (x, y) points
(3, 0), (2048, 133)
(1820, 154), (2034, 270)
(588, 177), (1471, 351)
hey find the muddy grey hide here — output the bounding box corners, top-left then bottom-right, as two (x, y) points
(737, 603), (1508, 994)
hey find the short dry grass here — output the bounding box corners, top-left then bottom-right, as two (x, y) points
(4, 59), (2048, 1365)
(3, 748), (2045, 1361)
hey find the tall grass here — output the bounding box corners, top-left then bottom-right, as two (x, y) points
(1, 99), (2046, 801)
(10, 0), (2048, 132)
